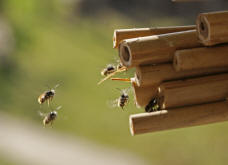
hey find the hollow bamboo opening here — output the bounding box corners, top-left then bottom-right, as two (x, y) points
(198, 16), (209, 41)
(119, 43), (132, 67)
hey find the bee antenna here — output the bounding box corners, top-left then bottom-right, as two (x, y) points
(38, 111), (45, 117)
(116, 88), (122, 92)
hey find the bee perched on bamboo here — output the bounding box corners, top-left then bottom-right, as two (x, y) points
(101, 64), (116, 76)
(98, 62), (127, 85)
(145, 98), (160, 112)
(38, 84), (60, 106)
(39, 106), (62, 126)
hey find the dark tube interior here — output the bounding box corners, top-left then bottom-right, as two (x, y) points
(199, 17), (209, 39)
(122, 46), (130, 62)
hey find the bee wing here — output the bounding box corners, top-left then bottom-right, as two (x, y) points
(54, 82), (62, 89)
(106, 63), (115, 67)
(38, 111), (46, 117)
(116, 87), (132, 94)
(106, 99), (119, 109)
(124, 86), (133, 94)
(114, 57), (125, 67)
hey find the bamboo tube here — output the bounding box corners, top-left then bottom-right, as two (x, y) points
(132, 81), (158, 107)
(119, 30), (201, 68)
(158, 73), (228, 109)
(196, 11), (228, 46)
(130, 100), (228, 135)
(135, 63), (228, 87)
(174, 45), (228, 71)
(113, 25), (196, 48)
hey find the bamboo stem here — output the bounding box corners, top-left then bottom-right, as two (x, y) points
(113, 25), (196, 48)
(130, 100), (228, 135)
(158, 73), (228, 109)
(132, 81), (158, 107)
(196, 11), (228, 46)
(174, 45), (228, 71)
(119, 30), (201, 68)
(135, 63), (228, 87)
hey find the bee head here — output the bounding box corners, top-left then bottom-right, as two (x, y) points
(121, 93), (128, 98)
(50, 111), (57, 117)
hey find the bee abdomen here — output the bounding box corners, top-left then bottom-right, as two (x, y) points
(38, 94), (46, 104)
(43, 117), (50, 125)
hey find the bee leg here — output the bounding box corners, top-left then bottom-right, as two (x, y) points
(121, 106), (124, 111)
(48, 97), (53, 107)
(47, 99), (50, 107)
(50, 121), (54, 128)
(43, 123), (46, 128)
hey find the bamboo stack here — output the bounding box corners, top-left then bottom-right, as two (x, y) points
(112, 11), (228, 135)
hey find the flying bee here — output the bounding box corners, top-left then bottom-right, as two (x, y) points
(98, 62), (127, 85)
(39, 106), (62, 126)
(38, 84), (60, 106)
(118, 91), (129, 109)
(110, 88), (131, 110)
(145, 98), (160, 112)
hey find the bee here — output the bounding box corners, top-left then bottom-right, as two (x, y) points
(39, 106), (62, 126)
(111, 88), (131, 110)
(145, 98), (160, 112)
(98, 62), (127, 85)
(101, 64), (116, 76)
(38, 84), (60, 106)
(118, 91), (129, 109)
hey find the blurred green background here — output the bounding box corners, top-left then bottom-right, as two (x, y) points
(1, 0), (228, 165)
